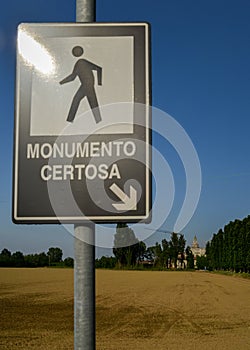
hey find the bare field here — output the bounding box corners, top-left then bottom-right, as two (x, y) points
(0, 269), (250, 349)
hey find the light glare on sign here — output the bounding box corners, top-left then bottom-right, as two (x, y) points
(17, 28), (55, 75)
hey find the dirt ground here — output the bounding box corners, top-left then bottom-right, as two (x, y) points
(0, 269), (249, 349)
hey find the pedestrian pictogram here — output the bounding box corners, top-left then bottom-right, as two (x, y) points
(60, 45), (102, 123)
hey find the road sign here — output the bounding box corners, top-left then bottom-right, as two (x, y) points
(13, 23), (151, 223)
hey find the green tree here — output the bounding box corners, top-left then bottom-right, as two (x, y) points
(153, 242), (164, 267)
(217, 229), (224, 269)
(24, 254), (37, 267)
(205, 241), (212, 270)
(64, 257), (74, 268)
(185, 246), (194, 269)
(232, 220), (241, 272)
(38, 252), (49, 267)
(169, 232), (179, 268)
(24, 254), (35, 267)
(47, 247), (63, 265)
(210, 233), (218, 270)
(178, 234), (186, 268)
(95, 256), (116, 269)
(113, 224), (139, 267)
(144, 246), (156, 263)
(162, 239), (170, 268)
(137, 241), (147, 264)
(205, 215), (250, 273)
(196, 255), (208, 270)
(223, 223), (232, 270)
(12, 251), (24, 267)
(24, 252), (49, 267)
(246, 217), (250, 273)
(0, 248), (12, 267)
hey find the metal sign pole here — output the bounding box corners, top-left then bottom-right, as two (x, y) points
(74, 3), (96, 350)
(76, 0), (95, 22)
(74, 224), (95, 349)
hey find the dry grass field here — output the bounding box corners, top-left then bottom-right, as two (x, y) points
(0, 268), (250, 349)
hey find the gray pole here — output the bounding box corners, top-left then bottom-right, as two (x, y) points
(74, 223), (95, 350)
(74, 2), (96, 350)
(76, 0), (95, 22)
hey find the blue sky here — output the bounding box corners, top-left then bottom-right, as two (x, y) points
(1, 0), (250, 258)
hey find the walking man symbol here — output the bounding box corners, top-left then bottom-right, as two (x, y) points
(60, 46), (102, 123)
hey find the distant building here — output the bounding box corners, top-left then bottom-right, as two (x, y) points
(190, 235), (206, 266)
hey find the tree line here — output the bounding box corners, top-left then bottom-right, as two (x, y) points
(1, 225), (194, 270)
(205, 215), (250, 273)
(3, 215), (249, 272)
(95, 223), (195, 270)
(0, 247), (74, 268)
